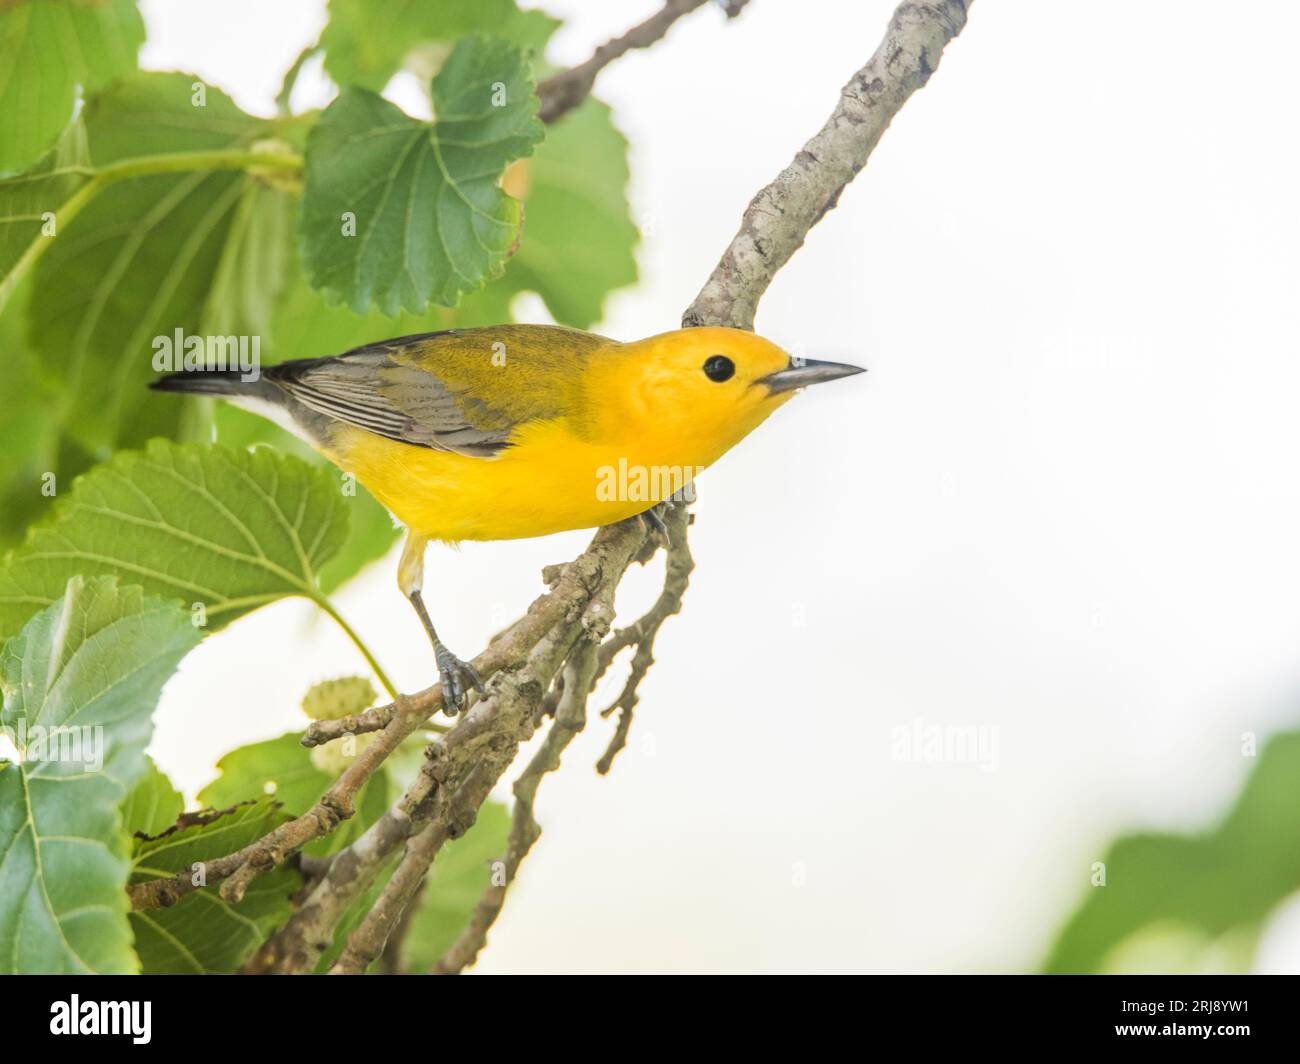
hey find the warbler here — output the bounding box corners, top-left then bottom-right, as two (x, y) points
(151, 324), (863, 708)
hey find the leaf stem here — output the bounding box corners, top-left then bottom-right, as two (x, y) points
(316, 597), (400, 701)
(97, 147), (303, 181)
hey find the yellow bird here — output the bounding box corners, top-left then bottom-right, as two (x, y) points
(151, 324), (863, 708)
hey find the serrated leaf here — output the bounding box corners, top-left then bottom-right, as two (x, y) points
(1044, 731), (1300, 973)
(28, 73), (279, 453)
(300, 34), (543, 315)
(212, 431), (391, 593)
(0, 0), (144, 174)
(0, 576), (199, 973)
(401, 799), (510, 972)
(121, 757), (184, 838)
(493, 98), (639, 328)
(128, 798), (298, 973)
(0, 440), (350, 642)
(320, 0), (558, 92)
(199, 731), (391, 857)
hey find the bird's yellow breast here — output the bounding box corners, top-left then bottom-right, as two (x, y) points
(329, 415), (729, 543)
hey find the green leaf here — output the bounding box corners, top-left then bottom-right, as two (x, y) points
(203, 435), (391, 595)
(27, 72), (278, 453)
(200, 732), (330, 811)
(216, 406), (401, 593)
(0, 274), (89, 549)
(0, 439), (349, 643)
(199, 731), (390, 857)
(492, 99), (638, 329)
(201, 177), (295, 341)
(401, 799), (510, 972)
(1044, 730), (1300, 973)
(0, 576), (198, 973)
(121, 757), (185, 838)
(299, 34), (544, 315)
(0, 117), (90, 308)
(0, 0), (144, 174)
(320, 0), (558, 92)
(128, 799), (298, 974)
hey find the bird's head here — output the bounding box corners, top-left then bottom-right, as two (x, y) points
(586, 326), (864, 464)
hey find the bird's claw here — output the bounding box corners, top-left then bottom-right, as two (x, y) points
(435, 645), (485, 715)
(640, 501), (672, 542)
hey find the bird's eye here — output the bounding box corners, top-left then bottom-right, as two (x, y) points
(702, 354), (735, 382)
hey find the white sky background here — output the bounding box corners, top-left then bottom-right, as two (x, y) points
(136, 0), (1300, 973)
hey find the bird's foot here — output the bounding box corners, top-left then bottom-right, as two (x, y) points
(434, 644), (485, 715)
(640, 500), (673, 543)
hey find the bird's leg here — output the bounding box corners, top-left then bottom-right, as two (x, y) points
(398, 530), (485, 715)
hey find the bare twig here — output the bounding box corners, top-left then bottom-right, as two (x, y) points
(328, 757), (507, 975)
(596, 505), (695, 774)
(682, 0), (972, 330)
(327, 539), (626, 975)
(537, 0), (749, 125)
(429, 610), (606, 974)
(243, 519), (645, 975)
(423, 508), (693, 973)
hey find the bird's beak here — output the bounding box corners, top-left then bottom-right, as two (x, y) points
(758, 358), (866, 394)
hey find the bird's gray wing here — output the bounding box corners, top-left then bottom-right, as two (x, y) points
(265, 332), (515, 458)
(265, 325), (610, 458)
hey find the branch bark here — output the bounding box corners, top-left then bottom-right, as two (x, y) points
(682, 0), (972, 331)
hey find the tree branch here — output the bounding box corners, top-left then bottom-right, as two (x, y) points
(682, 0), (972, 330)
(537, 0), (750, 125)
(137, 0), (976, 969)
(129, 518), (648, 913)
(241, 519), (646, 974)
(427, 575), (614, 974)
